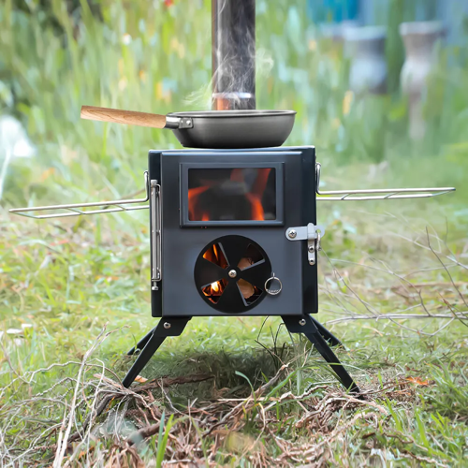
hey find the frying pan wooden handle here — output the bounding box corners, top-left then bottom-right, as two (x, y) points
(81, 106), (167, 129)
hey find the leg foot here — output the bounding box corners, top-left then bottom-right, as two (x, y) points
(282, 315), (360, 394)
(122, 317), (191, 388)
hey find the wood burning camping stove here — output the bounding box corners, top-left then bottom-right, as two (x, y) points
(9, 0), (456, 393)
(10, 148), (455, 393)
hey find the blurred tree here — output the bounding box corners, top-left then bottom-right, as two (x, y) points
(386, 0), (405, 93)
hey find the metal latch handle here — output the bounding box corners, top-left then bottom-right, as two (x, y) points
(285, 223), (325, 266)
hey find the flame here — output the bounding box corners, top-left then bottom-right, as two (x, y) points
(202, 281), (222, 296)
(202, 280), (223, 297)
(188, 186), (210, 199)
(201, 244), (228, 301)
(188, 186), (210, 220)
(189, 168), (272, 221)
(252, 168), (271, 197)
(202, 278), (226, 300)
(203, 243), (228, 268)
(245, 193), (264, 221)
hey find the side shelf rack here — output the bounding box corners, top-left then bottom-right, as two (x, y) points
(9, 172), (150, 219)
(315, 163), (455, 201)
(8, 164), (456, 220)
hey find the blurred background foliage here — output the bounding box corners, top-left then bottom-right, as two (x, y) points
(1, 3), (468, 464)
(0, 0), (467, 216)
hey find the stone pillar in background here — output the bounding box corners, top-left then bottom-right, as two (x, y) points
(344, 26), (387, 95)
(399, 21), (444, 140)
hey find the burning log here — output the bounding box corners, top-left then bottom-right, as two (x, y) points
(237, 257), (255, 299)
(237, 279), (255, 299)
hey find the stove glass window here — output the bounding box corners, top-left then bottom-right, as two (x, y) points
(188, 168), (276, 221)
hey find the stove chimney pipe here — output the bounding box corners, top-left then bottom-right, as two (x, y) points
(212, 0), (256, 110)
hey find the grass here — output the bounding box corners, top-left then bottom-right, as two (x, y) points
(1, 199), (467, 466)
(1, 0), (468, 466)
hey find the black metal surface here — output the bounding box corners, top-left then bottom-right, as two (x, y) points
(150, 147), (314, 317)
(212, 0), (256, 110)
(194, 235), (271, 313)
(301, 147), (319, 314)
(282, 315), (360, 393)
(168, 110), (296, 149)
(122, 317), (191, 388)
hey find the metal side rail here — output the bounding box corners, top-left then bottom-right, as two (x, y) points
(9, 172), (150, 219)
(315, 163), (455, 201)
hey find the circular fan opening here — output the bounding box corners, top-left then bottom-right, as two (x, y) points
(194, 235), (272, 313)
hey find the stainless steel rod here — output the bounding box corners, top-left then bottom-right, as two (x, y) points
(318, 187), (455, 195)
(315, 163), (455, 201)
(11, 205), (149, 219)
(317, 191), (453, 201)
(9, 172), (149, 218)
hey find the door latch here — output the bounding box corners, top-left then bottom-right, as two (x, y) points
(285, 223), (325, 266)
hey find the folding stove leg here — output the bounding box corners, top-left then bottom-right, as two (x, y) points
(282, 315), (360, 394)
(122, 317), (191, 388)
(127, 328), (155, 356)
(310, 316), (342, 347)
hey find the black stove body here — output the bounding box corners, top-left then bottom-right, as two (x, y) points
(123, 146), (360, 393)
(149, 146), (318, 318)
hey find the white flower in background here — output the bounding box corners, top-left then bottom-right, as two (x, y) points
(0, 115), (36, 158)
(122, 33), (132, 45)
(0, 114), (36, 200)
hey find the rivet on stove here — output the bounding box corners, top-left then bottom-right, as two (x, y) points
(308, 245), (315, 252)
(299, 319), (306, 326)
(228, 269), (237, 278)
(163, 322), (171, 329)
(288, 229), (297, 239)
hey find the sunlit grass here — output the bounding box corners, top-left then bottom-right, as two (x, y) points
(1, 0), (467, 465)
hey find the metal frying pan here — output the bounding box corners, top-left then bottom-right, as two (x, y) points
(81, 106), (296, 149)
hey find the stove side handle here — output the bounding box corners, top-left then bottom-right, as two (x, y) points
(149, 150), (163, 318)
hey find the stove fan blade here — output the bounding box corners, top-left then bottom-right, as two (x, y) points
(194, 235), (272, 313)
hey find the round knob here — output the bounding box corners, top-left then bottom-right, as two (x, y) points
(228, 269), (237, 278)
(264, 276), (283, 296)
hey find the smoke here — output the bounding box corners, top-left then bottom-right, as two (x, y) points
(184, 0), (273, 110)
(184, 48), (274, 109)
